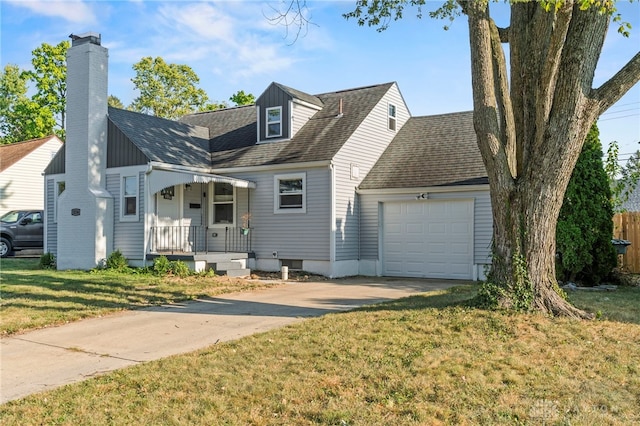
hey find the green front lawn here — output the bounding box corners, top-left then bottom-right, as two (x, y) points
(0, 258), (278, 335)
(1, 260), (638, 424)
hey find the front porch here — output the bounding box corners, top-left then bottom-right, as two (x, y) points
(146, 225), (254, 276)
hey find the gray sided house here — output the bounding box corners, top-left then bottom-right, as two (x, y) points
(45, 32), (492, 279)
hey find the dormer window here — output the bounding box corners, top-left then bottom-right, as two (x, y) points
(388, 104), (397, 131)
(266, 106), (282, 138)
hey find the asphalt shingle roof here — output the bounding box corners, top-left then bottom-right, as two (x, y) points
(0, 135), (61, 173)
(108, 106), (211, 168)
(180, 82), (395, 168)
(359, 111), (488, 190)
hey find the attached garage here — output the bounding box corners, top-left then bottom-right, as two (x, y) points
(382, 199), (474, 279)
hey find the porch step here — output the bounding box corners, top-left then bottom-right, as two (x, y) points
(213, 260), (250, 278)
(225, 268), (252, 278)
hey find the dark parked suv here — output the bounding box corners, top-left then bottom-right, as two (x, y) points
(0, 210), (44, 257)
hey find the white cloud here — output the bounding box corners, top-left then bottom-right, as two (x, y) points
(147, 2), (315, 79)
(6, 0), (97, 24)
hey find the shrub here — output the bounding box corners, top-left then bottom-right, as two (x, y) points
(105, 250), (130, 272)
(556, 125), (617, 285)
(153, 256), (171, 276)
(39, 252), (56, 269)
(169, 260), (191, 278)
(152, 256), (191, 277)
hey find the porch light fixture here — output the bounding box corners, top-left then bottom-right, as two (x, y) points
(161, 186), (175, 200)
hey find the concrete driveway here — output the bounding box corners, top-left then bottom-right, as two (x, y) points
(0, 276), (461, 404)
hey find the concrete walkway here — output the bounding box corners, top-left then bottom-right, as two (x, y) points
(1, 277), (459, 404)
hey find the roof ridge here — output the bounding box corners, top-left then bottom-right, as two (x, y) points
(315, 82), (395, 97)
(184, 104), (255, 117)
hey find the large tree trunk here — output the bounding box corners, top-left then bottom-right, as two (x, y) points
(464, 0), (640, 317)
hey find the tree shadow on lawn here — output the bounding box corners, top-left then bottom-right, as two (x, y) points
(355, 284), (640, 325)
(0, 270), (192, 310)
(353, 285), (478, 314)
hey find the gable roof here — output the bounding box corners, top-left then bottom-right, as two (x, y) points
(272, 82), (324, 108)
(181, 82), (396, 169)
(359, 111), (488, 190)
(0, 135), (62, 173)
(108, 107), (212, 168)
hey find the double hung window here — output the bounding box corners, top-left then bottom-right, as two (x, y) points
(388, 104), (397, 131)
(266, 106), (282, 138)
(213, 182), (234, 225)
(274, 173), (305, 213)
(121, 175), (138, 221)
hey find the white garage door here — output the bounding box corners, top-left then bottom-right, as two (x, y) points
(382, 200), (473, 279)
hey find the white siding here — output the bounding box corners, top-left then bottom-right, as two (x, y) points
(291, 102), (319, 137)
(230, 167), (331, 261)
(44, 177), (59, 256)
(332, 83), (410, 261)
(359, 188), (493, 266)
(107, 168), (146, 261)
(0, 138), (62, 216)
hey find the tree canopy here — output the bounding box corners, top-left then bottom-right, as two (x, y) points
(24, 41), (69, 137)
(0, 64), (55, 144)
(129, 56), (210, 120)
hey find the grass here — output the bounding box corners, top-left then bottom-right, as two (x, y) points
(0, 258), (279, 335)
(0, 272), (639, 424)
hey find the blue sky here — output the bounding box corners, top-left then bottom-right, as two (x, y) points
(1, 0), (638, 159)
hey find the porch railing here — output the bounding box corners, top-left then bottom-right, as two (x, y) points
(149, 225), (207, 254)
(225, 226), (252, 253)
(148, 226), (252, 254)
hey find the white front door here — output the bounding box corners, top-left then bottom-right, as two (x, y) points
(155, 186), (183, 251)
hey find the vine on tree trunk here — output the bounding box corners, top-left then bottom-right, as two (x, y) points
(476, 246), (534, 312)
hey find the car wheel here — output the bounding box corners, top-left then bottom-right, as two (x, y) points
(0, 237), (11, 258)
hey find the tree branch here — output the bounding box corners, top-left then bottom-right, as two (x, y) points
(533, 1), (573, 154)
(593, 52), (640, 116)
(466, 1), (515, 186)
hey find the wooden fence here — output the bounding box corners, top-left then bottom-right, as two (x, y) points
(613, 212), (640, 273)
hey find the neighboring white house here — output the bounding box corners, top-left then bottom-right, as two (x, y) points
(0, 135), (63, 216)
(44, 32), (492, 280)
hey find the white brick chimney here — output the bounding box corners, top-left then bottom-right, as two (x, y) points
(57, 32), (113, 269)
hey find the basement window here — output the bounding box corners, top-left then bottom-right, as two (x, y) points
(281, 259), (303, 270)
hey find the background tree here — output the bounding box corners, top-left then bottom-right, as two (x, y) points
(342, 0), (639, 317)
(230, 90), (255, 106)
(556, 124), (617, 285)
(199, 90), (256, 112)
(108, 95), (125, 109)
(0, 64), (55, 144)
(200, 101), (229, 112)
(129, 57), (210, 119)
(606, 141), (640, 211)
(23, 41), (69, 138)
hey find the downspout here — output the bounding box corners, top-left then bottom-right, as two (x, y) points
(142, 164), (153, 267)
(329, 161), (336, 275)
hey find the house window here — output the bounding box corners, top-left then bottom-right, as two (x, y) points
(212, 182), (234, 225)
(266, 106), (282, 138)
(121, 175), (138, 221)
(388, 103), (397, 131)
(274, 173), (306, 213)
(54, 180), (65, 222)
